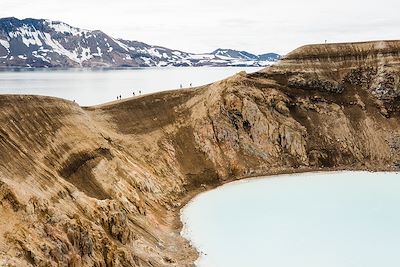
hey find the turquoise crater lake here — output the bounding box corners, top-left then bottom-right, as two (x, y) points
(181, 171), (400, 267)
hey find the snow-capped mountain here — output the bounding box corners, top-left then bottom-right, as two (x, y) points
(0, 17), (280, 68)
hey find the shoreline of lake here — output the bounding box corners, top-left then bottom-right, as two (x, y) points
(180, 169), (400, 267)
(0, 67), (263, 106)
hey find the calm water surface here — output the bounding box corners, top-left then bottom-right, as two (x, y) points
(0, 67), (262, 106)
(181, 171), (400, 267)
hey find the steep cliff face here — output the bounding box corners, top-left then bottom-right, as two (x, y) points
(1, 40), (400, 266)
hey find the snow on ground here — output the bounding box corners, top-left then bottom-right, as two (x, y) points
(140, 56), (152, 65)
(9, 26), (43, 47)
(96, 47), (103, 57)
(147, 48), (162, 58)
(80, 47), (93, 61)
(258, 60), (275, 66)
(42, 32), (83, 64)
(112, 38), (130, 52)
(238, 52), (255, 60)
(177, 58), (192, 65)
(32, 51), (50, 62)
(157, 61), (169, 67)
(0, 39), (10, 50)
(46, 20), (84, 36)
(210, 59), (229, 63)
(188, 53), (215, 60)
(215, 55), (235, 60)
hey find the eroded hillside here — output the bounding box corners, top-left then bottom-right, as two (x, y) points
(1, 40), (400, 266)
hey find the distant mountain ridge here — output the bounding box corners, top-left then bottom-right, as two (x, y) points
(0, 17), (280, 68)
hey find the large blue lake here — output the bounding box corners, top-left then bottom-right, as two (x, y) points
(0, 67), (262, 106)
(181, 171), (400, 267)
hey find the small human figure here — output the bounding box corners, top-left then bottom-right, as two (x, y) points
(119, 95), (122, 100)
(139, 90), (141, 95)
(133, 91), (135, 96)
(325, 40), (327, 44)
(180, 84), (183, 89)
(117, 96), (119, 100)
(190, 83), (192, 87)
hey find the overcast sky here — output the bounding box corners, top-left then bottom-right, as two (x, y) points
(1, 0), (399, 54)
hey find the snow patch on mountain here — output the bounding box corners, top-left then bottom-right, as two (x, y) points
(32, 51), (50, 62)
(112, 38), (130, 52)
(0, 39), (10, 49)
(46, 20), (85, 36)
(42, 32), (81, 62)
(96, 47), (103, 57)
(9, 25), (43, 47)
(80, 47), (93, 62)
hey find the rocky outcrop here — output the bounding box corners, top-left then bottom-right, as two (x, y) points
(1, 40), (400, 266)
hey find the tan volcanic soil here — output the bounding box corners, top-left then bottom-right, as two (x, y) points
(1, 40), (400, 266)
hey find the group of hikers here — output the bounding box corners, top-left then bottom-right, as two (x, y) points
(116, 90), (142, 100)
(180, 83), (193, 89)
(132, 90), (142, 96)
(116, 83), (192, 101)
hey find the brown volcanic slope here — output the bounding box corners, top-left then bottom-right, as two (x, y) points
(1, 40), (400, 266)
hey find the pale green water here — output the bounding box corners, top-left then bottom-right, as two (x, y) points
(181, 171), (400, 267)
(0, 67), (262, 106)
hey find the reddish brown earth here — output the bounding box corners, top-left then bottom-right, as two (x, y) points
(1, 40), (400, 266)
